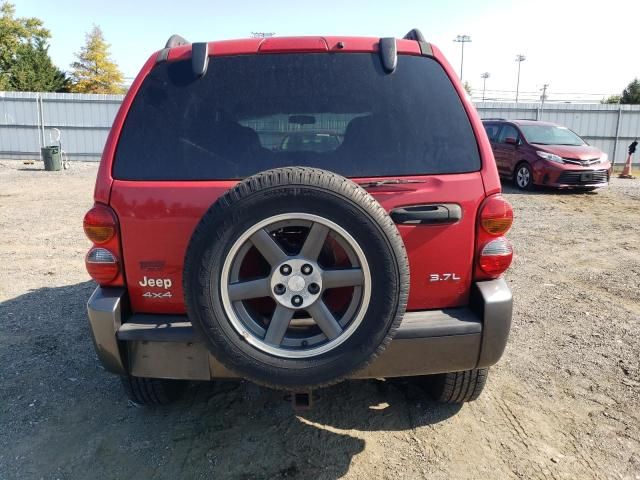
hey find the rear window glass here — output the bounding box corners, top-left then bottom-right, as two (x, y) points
(114, 53), (480, 180)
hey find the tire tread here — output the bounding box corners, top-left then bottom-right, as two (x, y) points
(183, 167), (410, 391)
(120, 376), (187, 406)
(428, 368), (489, 404)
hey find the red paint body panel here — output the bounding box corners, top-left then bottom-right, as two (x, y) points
(93, 35), (504, 314)
(110, 173), (486, 314)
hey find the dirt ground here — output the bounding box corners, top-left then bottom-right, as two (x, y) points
(1, 159), (639, 480)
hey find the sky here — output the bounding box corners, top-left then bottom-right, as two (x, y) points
(13, 0), (640, 102)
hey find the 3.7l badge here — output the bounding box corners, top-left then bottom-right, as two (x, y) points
(429, 273), (461, 282)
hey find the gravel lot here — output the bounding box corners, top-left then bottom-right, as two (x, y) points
(1, 160), (639, 479)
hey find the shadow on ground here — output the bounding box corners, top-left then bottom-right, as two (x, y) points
(501, 183), (600, 196)
(0, 282), (460, 479)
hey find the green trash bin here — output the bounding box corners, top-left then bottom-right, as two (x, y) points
(41, 145), (62, 171)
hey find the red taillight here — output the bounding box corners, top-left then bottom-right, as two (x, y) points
(83, 204), (123, 286)
(479, 238), (513, 275)
(86, 248), (120, 283)
(480, 195), (513, 236)
(475, 195), (514, 280)
(84, 204), (117, 244)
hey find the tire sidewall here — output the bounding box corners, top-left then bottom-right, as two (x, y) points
(514, 163), (533, 190)
(184, 177), (407, 389)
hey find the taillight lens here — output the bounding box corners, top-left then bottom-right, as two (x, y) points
(86, 247), (119, 283)
(479, 238), (513, 275)
(480, 195), (513, 236)
(83, 203), (123, 286)
(475, 195), (514, 280)
(84, 205), (117, 244)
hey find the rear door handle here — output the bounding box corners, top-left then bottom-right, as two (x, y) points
(390, 204), (462, 225)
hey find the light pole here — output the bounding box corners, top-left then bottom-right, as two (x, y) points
(481, 72), (490, 102)
(453, 35), (472, 82)
(515, 54), (526, 102)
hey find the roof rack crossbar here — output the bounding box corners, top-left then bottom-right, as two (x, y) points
(403, 28), (426, 43)
(165, 34), (190, 49)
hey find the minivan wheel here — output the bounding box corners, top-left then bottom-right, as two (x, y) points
(120, 375), (188, 406)
(514, 163), (533, 190)
(184, 167), (409, 391)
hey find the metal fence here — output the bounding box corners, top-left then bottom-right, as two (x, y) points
(0, 91), (123, 161)
(1, 91), (639, 164)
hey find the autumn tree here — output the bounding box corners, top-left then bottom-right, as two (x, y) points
(0, 1), (67, 91)
(69, 25), (124, 94)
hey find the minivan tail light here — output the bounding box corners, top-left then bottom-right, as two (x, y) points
(86, 247), (120, 283)
(84, 205), (117, 244)
(479, 238), (513, 275)
(480, 195), (513, 236)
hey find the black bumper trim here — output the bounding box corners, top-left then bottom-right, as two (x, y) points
(88, 279), (512, 381)
(117, 309), (482, 343)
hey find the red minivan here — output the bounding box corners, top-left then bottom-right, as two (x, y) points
(483, 119), (611, 190)
(84, 30), (514, 407)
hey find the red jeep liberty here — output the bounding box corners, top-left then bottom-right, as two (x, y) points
(84, 30), (514, 406)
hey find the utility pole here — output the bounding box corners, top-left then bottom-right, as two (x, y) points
(481, 72), (490, 102)
(515, 54), (526, 102)
(540, 83), (549, 119)
(453, 35), (472, 82)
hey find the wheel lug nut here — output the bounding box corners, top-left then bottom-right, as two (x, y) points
(274, 284), (286, 295)
(301, 264), (313, 275)
(291, 295), (303, 307)
(279, 264), (292, 275)
(308, 283), (320, 294)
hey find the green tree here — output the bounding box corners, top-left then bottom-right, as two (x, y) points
(69, 26), (124, 94)
(0, 1), (62, 91)
(463, 81), (472, 96)
(9, 39), (69, 91)
(621, 78), (640, 104)
(601, 95), (621, 104)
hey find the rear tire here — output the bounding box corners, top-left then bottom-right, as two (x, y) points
(120, 375), (188, 406)
(427, 368), (489, 404)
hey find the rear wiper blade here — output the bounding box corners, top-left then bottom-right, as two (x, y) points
(356, 179), (426, 188)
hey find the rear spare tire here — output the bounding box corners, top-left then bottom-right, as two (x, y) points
(184, 167), (409, 390)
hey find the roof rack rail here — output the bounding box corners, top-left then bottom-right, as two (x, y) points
(401, 28), (432, 56)
(165, 34), (190, 49)
(403, 28), (426, 43)
(482, 118), (507, 121)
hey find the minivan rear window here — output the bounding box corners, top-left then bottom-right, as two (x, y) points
(113, 53), (480, 180)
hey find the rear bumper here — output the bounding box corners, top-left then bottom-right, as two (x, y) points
(87, 279), (512, 381)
